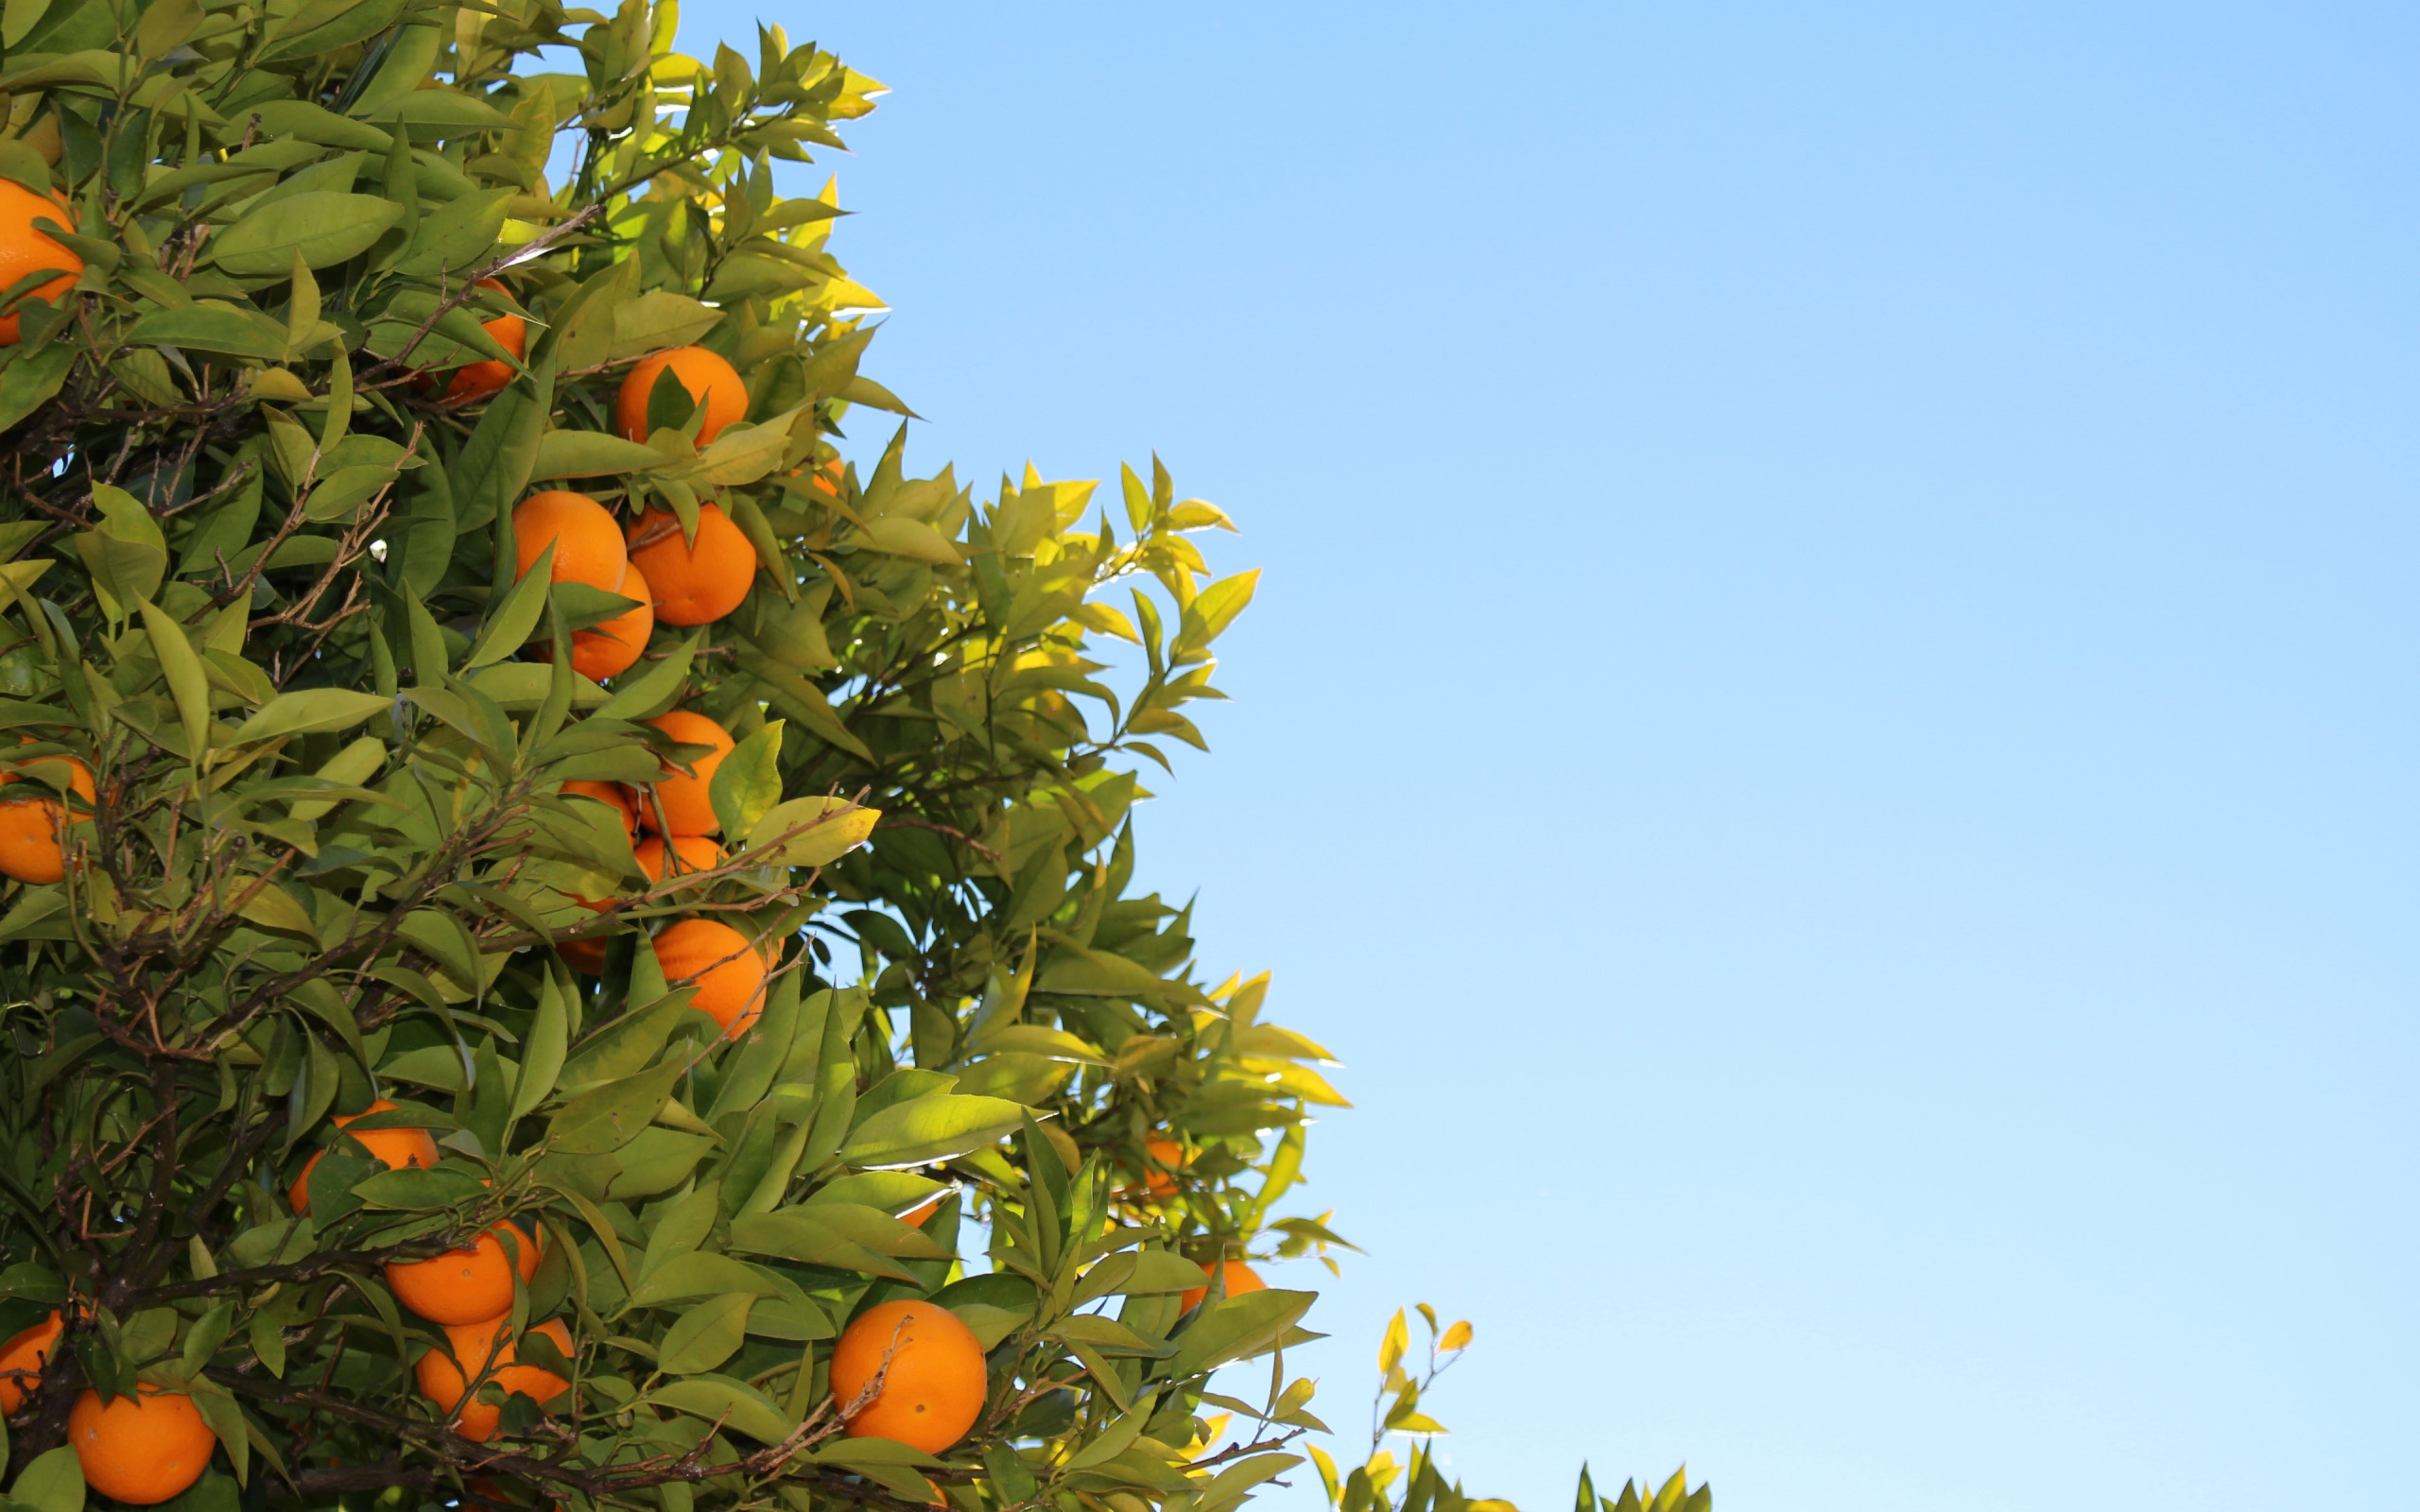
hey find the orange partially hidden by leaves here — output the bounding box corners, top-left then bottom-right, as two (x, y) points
(830, 1300), (988, 1453)
(69, 1387), (218, 1505)
(571, 560), (654, 681)
(558, 897), (614, 974)
(386, 1220), (542, 1325)
(1180, 1259), (1267, 1314)
(637, 833), (723, 883)
(0, 1309), (61, 1414)
(0, 742), (91, 885)
(291, 1099), (442, 1215)
(561, 780), (637, 838)
(512, 490), (628, 593)
(638, 710), (734, 834)
(0, 180), (80, 345)
(443, 281), (528, 404)
(414, 1314), (574, 1443)
(624, 504), (758, 626)
(1141, 1137), (1184, 1196)
(653, 918), (766, 1038)
(899, 1191), (948, 1228)
(615, 345), (747, 445)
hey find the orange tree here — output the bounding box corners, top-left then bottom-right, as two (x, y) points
(0, 3), (1705, 1512)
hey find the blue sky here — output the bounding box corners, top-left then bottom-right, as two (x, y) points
(676, 3), (2416, 1507)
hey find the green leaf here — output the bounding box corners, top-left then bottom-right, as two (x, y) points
(350, 1166), (486, 1211)
(462, 541), (553, 668)
(228, 689), (391, 746)
(1167, 1289), (1317, 1378)
(607, 291), (723, 360)
(592, 629), (699, 721)
(627, 1253), (786, 1309)
(530, 431), (678, 478)
(838, 1093), (1028, 1170)
(135, 600), (210, 759)
(510, 972), (569, 1124)
(646, 1375), (793, 1445)
(657, 1294), (752, 1375)
(207, 192), (403, 277)
(0, 343), (72, 433)
(73, 486), (167, 620)
(743, 796), (877, 868)
(241, 100), (393, 153)
(124, 306), (290, 359)
(12, 1447), (81, 1512)
(707, 721), (782, 839)
(397, 186), (513, 277)
(548, 1056), (687, 1155)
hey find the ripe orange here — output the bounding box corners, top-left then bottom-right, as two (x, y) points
(623, 504), (757, 626)
(1141, 1137), (1184, 1196)
(1180, 1259), (1267, 1314)
(0, 1309), (61, 1414)
(571, 560), (653, 681)
(652, 918), (765, 1038)
(414, 1314), (574, 1443)
(806, 455), (844, 496)
(561, 780), (637, 839)
(637, 710), (733, 835)
(829, 1300), (988, 1453)
(0, 181), (79, 345)
(0, 740), (92, 885)
(386, 1221), (542, 1325)
(636, 833), (723, 884)
(615, 346), (746, 446)
(512, 490), (627, 593)
(291, 1099), (441, 1215)
(69, 1387), (217, 1504)
(899, 1191), (947, 1228)
(443, 281), (527, 404)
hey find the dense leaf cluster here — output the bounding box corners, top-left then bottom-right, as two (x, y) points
(0, 3), (1703, 1512)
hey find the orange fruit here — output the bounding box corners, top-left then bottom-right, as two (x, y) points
(512, 490), (627, 593)
(443, 281), (527, 404)
(385, 1221), (542, 1325)
(899, 1192), (946, 1228)
(0, 742), (92, 885)
(561, 780), (636, 839)
(636, 833), (723, 884)
(571, 560), (653, 681)
(1180, 1259), (1266, 1314)
(652, 919), (765, 1038)
(806, 455), (844, 496)
(291, 1099), (441, 1215)
(615, 345), (746, 446)
(0, 181), (79, 345)
(414, 1314), (574, 1443)
(636, 711), (733, 835)
(623, 505), (757, 626)
(0, 1309), (60, 1414)
(829, 1300), (987, 1453)
(69, 1387), (217, 1504)
(1141, 1137), (1184, 1196)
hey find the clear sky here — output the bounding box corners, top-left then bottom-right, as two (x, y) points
(677, 3), (2416, 1507)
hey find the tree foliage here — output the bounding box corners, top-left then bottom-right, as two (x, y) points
(0, 2), (1703, 1512)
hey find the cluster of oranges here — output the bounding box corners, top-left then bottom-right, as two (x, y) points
(504, 364), (778, 1036)
(291, 1104), (568, 1445)
(1118, 1138), (1270, 1311)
